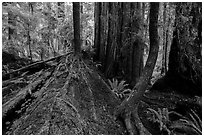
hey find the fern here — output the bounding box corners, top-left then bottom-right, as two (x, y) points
(121, 89), (132, 95)
(147, 108), (172, 134)
(108, 78), (129, 93)
(108, 78), (132, 100)
(170, 109), (202, 135)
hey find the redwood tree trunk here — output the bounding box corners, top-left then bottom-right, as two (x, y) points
(6, 2), (16, 41)
(28, 3), (33, 61)
(93, 3), (101, 61)
(94, 2), (145, 82)
(73, 2), (81, 54)
(161, 2), (167, 74)
(115, 2), (160, 118)
(27, 29), (32, 61)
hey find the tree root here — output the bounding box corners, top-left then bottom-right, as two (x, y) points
(124, 112), (134, 135)
(132, 103), (151, 135)
(122, 102), (151, 135)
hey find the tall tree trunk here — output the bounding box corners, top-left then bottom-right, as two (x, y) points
(98, 3), (107, 70)
(139, 2), (144, 74)
(8, 10), (16, 41)
(164, 3), (172, 72)
(104, 3), (113, 76)
(94, 2), (145, 83)
(143, 3), (150, 46)
(131, 2), (144, 86)
(161, 2), (167, 74)
(27, 3), (33, 61)
(115, 2), (160, 130)
(116, 3), (124, 75)
(27, 29), (32, 61)
(57, 2), (65, 53)
(123, 3), (132, 83)
(73, 2), (81, 54)
(93, 2), (101, 61)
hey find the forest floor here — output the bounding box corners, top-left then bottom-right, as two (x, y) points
(2, 51), (202, 135)
(2, 51), (126, 135)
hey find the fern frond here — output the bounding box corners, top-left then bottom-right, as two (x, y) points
(170, 119), (202, 135)
(169, 111), (184, 118)
(147, 108), (162, 121)
(170, 121), (195, 133)
(189, 109), (202, 130)
(122, 89), (132, 94)
(158, 108), (162, 120)
(108, 79), (116, 91)
(164, 108), (169, 121)
(108, 78), (129, 94)
(117, 80), (126, 90)
(170, 110), (202, 135)
(108, 79), (112, 88)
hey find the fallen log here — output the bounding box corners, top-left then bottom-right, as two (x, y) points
(2, 52), (72, 81)
(2, 68), (55, 134)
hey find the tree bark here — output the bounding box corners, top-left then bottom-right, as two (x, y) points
(115, 2), (160, 130)
(27, 29), (32, 61)
(115, 3), (159, 134)
(8, 9), (16, 40)
(104, 3), (113, 77)
(131, 3), (144, 86)
(27, 3), (32, 61)
(93, 2), (101, 61)
(161, 2), (167, 74)
(94, 2), (145, 84)
(73, 2), (81, 54)
(131, 38), (144, 86)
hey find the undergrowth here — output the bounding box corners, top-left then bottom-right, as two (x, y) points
(108, 78), (132, 100)
(147, 107), (202, 135)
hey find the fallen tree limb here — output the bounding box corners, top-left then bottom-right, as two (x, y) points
(3, 52), (72, 81)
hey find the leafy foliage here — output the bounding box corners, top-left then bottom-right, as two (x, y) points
(170, 109), (202, 135)
(2, 2), (94, 61)
(147, 107), (202, 135)
(108, 78), (132, 99)
(108, 79), (128, 93)
(147, 108), (172, 134)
